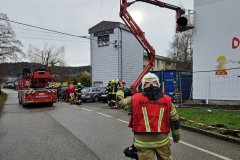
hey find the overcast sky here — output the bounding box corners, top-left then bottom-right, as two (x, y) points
(1, 0), (193, 66)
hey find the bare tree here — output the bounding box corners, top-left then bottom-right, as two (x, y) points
(28, 44), (65, 69)
(168, 30), (193, 70)
(0, 13), (24, 61)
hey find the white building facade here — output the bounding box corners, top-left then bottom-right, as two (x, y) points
(89, 21), (143, 87)
(193, 0), (240, 100)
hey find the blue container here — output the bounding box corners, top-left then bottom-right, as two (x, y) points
(163, 71), (175, 79)
(164, 81), (175, 92)
(151, 71), (163, 82)
(151, 70), (192, 101)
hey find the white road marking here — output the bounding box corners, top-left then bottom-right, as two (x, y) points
(71, 105), (79, 109)
(169, 137), (232, 160)
(81, 108), (92, 112)
(97, 112), (112, 118)
(117, 119), (129, 124)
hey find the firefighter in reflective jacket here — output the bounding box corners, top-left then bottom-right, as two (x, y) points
(117, 73), (180, 160)
(116, 80), (126, 107)
(110, 79), (118, 108)
(106, 81), (112, 107)
(75, 82), (82, 104)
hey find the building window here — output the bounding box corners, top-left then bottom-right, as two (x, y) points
(98, 35), (109, 47)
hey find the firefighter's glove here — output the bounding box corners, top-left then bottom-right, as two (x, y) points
(123, 145), (138, 160)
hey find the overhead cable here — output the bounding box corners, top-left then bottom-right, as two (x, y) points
(0, 17), (90, 39)
(0, 17), (116, 45)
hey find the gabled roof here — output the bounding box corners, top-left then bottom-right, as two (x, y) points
(89, 21), (130, 34)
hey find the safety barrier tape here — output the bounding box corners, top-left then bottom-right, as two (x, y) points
(180, 117), (240, 133)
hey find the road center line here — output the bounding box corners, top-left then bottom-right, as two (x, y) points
(117, 119), (129, 124)
(81, 108), (92, 112)
(97, 112), (112, 118)
(169, 137), (232, 160)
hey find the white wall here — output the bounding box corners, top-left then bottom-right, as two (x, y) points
(90, 28), (119, 86)
(91, 27), (143, 87)
(193, 0), (240, 100)
(121, 29), (143, 88)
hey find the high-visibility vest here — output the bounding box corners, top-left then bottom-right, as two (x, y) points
(130, 93), (171, 133)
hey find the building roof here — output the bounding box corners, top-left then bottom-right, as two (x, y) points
(143, 52), (176, 62)
(89, 21), (130, 34)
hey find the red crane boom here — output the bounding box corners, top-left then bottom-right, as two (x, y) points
(120, 0), (187, 94)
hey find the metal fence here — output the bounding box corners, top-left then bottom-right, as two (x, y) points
(153, 68), (240, 107)
(192, 68), (240, 104)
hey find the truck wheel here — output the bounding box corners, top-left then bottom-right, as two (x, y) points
(48, 103), (53, 107)
(22, 103), (26, 108)
(18, 98), (22, 105)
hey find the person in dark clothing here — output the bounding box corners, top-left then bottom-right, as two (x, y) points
(110, 79), (118, 108)
(75, 82), (83, 104)
(106, 81), (112, 107)
(57, 85), (62, 102)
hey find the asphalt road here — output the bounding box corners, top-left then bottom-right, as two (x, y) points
(0, 89), (240, 160)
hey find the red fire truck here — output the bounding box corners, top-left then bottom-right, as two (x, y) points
(18, 67), (57, 107)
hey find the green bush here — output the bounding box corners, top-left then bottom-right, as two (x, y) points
(69, 71), (91, 87)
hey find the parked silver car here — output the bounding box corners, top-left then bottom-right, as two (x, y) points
(81, 87), (104, 102)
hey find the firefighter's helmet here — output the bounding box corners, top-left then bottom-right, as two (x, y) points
(141, 73), (160, 90)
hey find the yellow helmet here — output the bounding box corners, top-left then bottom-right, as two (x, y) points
(111, 79), (116, 83)
(77, 82), (81, 86)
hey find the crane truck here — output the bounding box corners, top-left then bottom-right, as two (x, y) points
(18, 67), (57, 107)
(120, 0), (193, 94)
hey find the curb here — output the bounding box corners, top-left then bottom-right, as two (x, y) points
(181, 124), (240, 145)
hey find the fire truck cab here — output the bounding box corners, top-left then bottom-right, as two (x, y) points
(18, 67), (57, 107)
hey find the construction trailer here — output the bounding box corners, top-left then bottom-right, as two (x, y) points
(89, 21), (143, 87)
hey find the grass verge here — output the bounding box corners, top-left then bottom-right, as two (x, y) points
(177, 108), (240, 138)
(0, 92), (7, 114)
